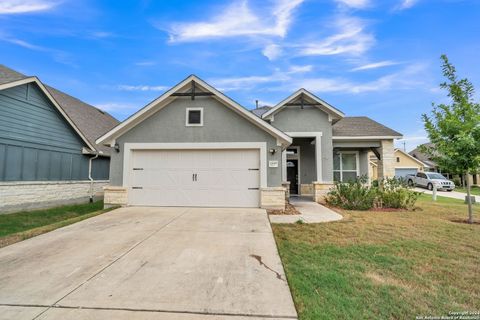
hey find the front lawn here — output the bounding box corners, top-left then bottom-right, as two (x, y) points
(273, 195), (480, 319)
(455, 186), (480, 196)
(0, 201), (111, 248)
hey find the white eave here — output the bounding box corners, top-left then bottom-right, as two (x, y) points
(0, 77), (97, 152)
(261, 88), (345, 120)
(96, 75), (292, 147)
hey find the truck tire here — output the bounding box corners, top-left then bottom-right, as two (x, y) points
(408, 179), (414, 187)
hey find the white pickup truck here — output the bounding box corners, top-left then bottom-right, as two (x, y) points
(406, 172), (455, 191)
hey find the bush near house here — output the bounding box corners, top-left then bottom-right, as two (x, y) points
(326, 177), (420, 210)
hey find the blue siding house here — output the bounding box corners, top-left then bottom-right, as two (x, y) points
(0, 65), (119, 213)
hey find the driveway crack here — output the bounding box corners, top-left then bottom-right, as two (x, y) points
(249, 254), (284, 281)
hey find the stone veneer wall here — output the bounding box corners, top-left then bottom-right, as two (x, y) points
(0, 180), (109, 214)
(377, 139), (395, 179)
(103, 186), (128, 208)
(260, 187), (286, 210)
(313, 182), (334, 204)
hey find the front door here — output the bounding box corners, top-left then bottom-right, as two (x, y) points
(287, 160), (298, 195)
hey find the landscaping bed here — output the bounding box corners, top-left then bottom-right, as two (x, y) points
(272, 195), (479, 319)
(0, 201), (114, 248)
(267, 202), (301, 215)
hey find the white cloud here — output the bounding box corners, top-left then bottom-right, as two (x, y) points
(0, 0), (60, 14)
(117, 85), (168, 92)
(395, 130), (429, 152)
(334, 0), (370, 9)
(134, 61), (156, 67)
(396, 0), (419, 10)
(291, 63), (426, 93)
(298, 16), (374, 56)
(166, 0), (304, 42)
(351, 60), (400, 71)
(211, 64), (313, 91)
(262, 44), (282, 60)
(212, 63), (426, 94)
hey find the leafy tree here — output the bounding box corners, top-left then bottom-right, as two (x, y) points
(422, 55), (480, 223)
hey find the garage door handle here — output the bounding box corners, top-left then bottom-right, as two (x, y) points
(248, 168), (259, 171)
(133, 168), (143, 170)
(192, 173), (198, 181)
(132, 187), (143, 189)
(248, 187), (259, 190)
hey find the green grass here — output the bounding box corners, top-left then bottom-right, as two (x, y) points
(273, 196), (480, 319)
(455, 186), (480, 196)
(0, 201), (105, 238)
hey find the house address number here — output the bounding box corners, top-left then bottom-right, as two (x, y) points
(269, 161), (279, 168)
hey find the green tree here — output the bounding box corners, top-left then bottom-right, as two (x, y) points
(422, 55), (480, 223)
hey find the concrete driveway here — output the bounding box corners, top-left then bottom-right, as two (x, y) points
(0, 207), (297, 320)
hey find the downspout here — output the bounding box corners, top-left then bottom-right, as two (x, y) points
(88, 152), (99, 203)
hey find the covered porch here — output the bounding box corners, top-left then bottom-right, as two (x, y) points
(281, 135), (396, 201)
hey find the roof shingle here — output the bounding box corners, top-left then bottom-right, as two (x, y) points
(333, 116), (402, 137)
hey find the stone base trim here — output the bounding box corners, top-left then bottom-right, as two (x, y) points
(0, 180), (109, 214)
(282, 181), (291, 200)
(260, 187), (286, 210)
(313, 181), (334, 203)
(300, 184), (313, 196)
(104, 186), (128, 208)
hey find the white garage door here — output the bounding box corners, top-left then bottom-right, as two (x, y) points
(128, 149), (260, 207)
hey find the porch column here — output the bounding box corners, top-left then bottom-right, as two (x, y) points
(281, 149), (287, 182)
(315, 133), (323, 182)
(377, 139), (395, 179)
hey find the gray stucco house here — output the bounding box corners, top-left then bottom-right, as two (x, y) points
(98, 75), (401, 209)
(0, 65), (119, 213)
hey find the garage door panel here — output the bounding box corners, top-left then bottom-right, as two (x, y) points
(129, 149), (260, 207)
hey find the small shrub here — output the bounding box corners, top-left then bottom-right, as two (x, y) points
(326, 176), (377, 210)
(327, 176), (420, 211)
(378, 178), (421, 210)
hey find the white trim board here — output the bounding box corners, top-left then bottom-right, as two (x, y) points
(0, 77), (96, 152)
(96, 75), (292, 147)
(185, 107), (203, 126)
(333, 136), (403, 140)
(262, 88), (345, 120)
(122, 142), (268, 189)
(394, 148), (427, 167)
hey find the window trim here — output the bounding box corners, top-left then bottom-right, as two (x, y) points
(185, 107), (203, 126)
(333, 151), (360, 182)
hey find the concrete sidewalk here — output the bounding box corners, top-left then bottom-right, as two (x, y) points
(414, 187), (479, 202)
(269, 197), (343, 224)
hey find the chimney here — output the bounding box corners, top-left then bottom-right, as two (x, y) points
(255, 100), (259, 109)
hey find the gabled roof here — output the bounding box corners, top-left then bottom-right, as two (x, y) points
(96, 75), (292, 147)
(332, 116), (402, 139)
(409, 143), (436, 168)
(251, 105), (272, 117)
(261, 88), (345, 120)
(395, 148), (429, 167)
(0, 65), (119, 155)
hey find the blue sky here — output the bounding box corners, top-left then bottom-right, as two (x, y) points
(1, 0), (479, 151)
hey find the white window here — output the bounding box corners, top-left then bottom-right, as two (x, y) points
(333, 151), (359, 182)
(186, 107), (203, 126)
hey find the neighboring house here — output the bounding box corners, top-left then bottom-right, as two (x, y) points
(97, 75), (402, 210)
(370, 148), (428, 180)
(0, 65), (119, 213)
(410, 142), (479, 186)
